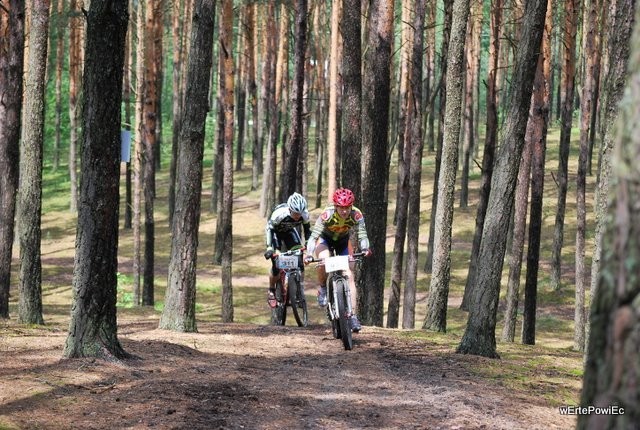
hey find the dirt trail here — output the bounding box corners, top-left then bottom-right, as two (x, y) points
(1, 318), (577, 430)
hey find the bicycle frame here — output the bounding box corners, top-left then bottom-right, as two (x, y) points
(276, 253), (301, 300)
(271, 247), (308, 327)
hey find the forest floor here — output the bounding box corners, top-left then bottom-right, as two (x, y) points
(1, 155), (589, 429)
(1, 309), (581, 430)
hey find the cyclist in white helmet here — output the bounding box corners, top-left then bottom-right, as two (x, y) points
(264, 192), (311, 307)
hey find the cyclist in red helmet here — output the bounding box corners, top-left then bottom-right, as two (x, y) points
(305, 187), (371, 332)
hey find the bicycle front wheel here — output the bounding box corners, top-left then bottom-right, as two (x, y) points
(334, 277), (353, 350)
(288, 273), (308, 327)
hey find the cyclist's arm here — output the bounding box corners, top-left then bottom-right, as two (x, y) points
(265, 220), (275, 249)
(306, 213), (326, 256)
(353, 208), (370, 250)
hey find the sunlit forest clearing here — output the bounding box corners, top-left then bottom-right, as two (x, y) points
(21, 122), (587, 350)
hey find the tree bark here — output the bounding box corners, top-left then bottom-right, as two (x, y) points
(220, 0), (234, 323)
(158, 0), (216, 333)
(123, 10), (133, 230)
(423, 0), (470, 332)
(359, 0), (394, 326)
(245, 4), (259, 192)
(63, 0), (129, 359)
(424, 0), (452, 274)
(550, 0), (578, 291)
(0, 0), (25, 319)
(500, 119), (533, 342)
(589, 0), (633, 325)
(142, 0), (159, 307)
(456, 0), (547, 358)
(340, 0), (361, 194)
(459, 4), (479, 209)
(68, 0), (82, 213)
(579, 8), (640, 422)
(52, 0), (65, 172)
(327, 0), (341, 195)
(521, 0), (551, 345)
(258, 3), (278, 217)
(461, 0), (502, 310)
(133, 0), (145, 306)
(281, 0), (307, 198)
(18, 0), (49, 325)
(169, 0), (185, 224)
(402, 0), (426, 330)
(574, 0), (600, 353)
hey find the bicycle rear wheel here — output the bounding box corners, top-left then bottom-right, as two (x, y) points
(288, 273), (308, 327)
(334, 278), (353, 350)
(271, 280), (286, 326)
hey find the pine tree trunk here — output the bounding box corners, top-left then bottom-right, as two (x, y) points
(52, 0), (65, 172)
(459, 4), (478, 209)
(63, 0), (129, 359)
(326, 0), (341, 195)
(133, 0), (145, 306)
(123, 11), (133, 230)
(460, 0), (501, 310)
(18, 0), (49, 325)
(281, 0), (307, 197)
(245, 4), (259, 191)
(341, 0), (361, 193)
(501, 118), (533, 342)
(402, 0), (426, 330)
(550, 0), (578, 291)
(220, 0), (234, 323)
(0, 0), (25, 319)
(579, 6), (640, 421)
(169, 0), (184, 224)
(68, 0), (82, 213)
(574, 0), (600, 353)
(359, 0), (394, 326)
(423, 0), (470, 332)
(521, 1), (551, 345)
(142, 0), (159, 306)
(235, 7), (246, 172)
(586, 0), (632, 354)
(159, 0), (216, 333)
(424, 0), (452, 274)
(456, 0), (547, 358)
(312, 1), (327, 208)
(258, 4), (278, 217)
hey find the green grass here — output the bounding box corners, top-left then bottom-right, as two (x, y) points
(22, 120), (593, 356)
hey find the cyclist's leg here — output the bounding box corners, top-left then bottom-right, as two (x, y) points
(315, 239), (331, 305)
(315, 239), (331, 282)
(268, 232), (283, 291)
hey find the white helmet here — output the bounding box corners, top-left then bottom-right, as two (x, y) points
(287, 192), (307, 214)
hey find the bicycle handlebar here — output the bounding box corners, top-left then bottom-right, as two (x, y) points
(271, 246), (306, 259)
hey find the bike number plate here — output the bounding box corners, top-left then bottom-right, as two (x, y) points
(277, 255), (298, 270)
(324, 256), (349, 273)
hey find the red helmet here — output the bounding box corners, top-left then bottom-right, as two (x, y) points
(333, 188), (355, 207)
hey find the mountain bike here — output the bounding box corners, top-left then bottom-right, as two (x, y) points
(269, 246), (308, 327)
(308, 252), (366, 350)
